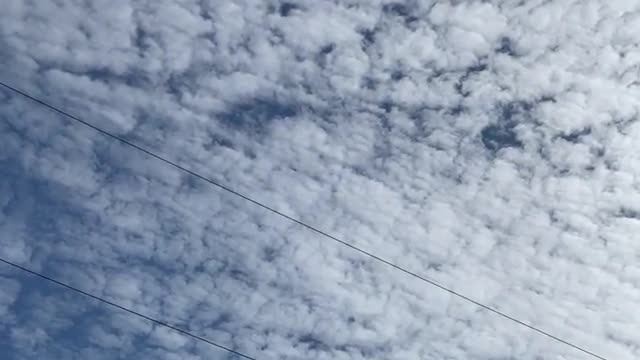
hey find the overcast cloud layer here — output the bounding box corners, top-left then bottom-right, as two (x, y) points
(1, 1), (640, 359)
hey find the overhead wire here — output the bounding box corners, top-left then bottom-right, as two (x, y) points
(0, 257), (257, 360)
(0, 81), (608, 360)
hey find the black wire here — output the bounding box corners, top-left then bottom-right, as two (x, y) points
(0, 81), (608, 360)
(0, 257), (256, 360)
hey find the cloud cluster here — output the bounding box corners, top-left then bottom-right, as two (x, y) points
(2, 0), (640, 359)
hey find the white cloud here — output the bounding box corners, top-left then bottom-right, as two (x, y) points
(1, 1), (640, 359)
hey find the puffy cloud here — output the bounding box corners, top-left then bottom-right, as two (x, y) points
(1, 1), (640, 359)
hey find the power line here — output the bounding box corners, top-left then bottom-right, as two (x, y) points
(0, 257), (256, 360)
(0, 81), (608, 360)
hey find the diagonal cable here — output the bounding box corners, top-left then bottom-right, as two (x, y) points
(0, 81), (608, 360)
(0, 257), (257, 360)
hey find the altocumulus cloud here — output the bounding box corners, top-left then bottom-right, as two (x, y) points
(1, 1), (640, 359)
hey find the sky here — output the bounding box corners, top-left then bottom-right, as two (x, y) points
(1, 0), (640, 359)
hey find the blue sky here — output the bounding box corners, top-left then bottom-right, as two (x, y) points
(2, 1), (640, 359)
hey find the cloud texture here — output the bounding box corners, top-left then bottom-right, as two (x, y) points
(1, 1), (640, 359)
